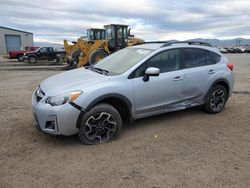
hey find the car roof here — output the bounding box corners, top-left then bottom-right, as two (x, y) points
(130, 42), (221, 54)
(130, 43), (163, 50)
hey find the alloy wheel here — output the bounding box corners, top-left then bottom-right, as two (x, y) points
(85, 112), (117, 143)
(210, 88), (226, 112)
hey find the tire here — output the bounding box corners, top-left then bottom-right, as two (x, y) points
(68, 49), (81, 69)
(89, 49), (108, 66)
(78, 103), (122, 145)
(56, 55), (63, 64)
(28, 56), (37, 63)
(17, 55), (24, 62)
(203, 85), (228, 114)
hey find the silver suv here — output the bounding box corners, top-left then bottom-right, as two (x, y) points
(32, 41), (234, 144)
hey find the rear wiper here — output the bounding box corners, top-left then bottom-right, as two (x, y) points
(85, 66), (109, 75)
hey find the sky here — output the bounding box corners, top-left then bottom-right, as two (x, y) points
(0, 0), (250, 44)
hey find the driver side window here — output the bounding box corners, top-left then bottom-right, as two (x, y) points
(147, 49), (180, 73)
(39, 48), (47, 53)
(130, 49), (180, 78)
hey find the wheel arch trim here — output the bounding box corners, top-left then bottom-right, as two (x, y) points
(85, 93), (132, 112)
(76, 93), (132, 129)
(204, 78), (230, 101)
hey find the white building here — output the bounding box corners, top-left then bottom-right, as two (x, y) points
(0, 26), (34, 54)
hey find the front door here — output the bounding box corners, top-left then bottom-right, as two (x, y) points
(37, 47), (49, 60)
(132, 49), (185, 118)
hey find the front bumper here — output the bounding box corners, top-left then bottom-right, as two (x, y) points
(32, 90), (81, 136)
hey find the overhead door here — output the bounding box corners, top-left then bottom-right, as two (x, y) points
(5, 35), (21, 52)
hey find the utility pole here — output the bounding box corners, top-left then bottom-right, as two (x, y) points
(236, 39), (241, 47)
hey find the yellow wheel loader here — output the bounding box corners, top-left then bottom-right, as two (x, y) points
(64, 24), (144, 69)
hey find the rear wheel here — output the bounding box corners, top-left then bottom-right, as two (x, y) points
(78, 104), (122, 145)
(89, 49), (108, 66)
(204, 85), (228, 114)
(28, 56), (37, 63)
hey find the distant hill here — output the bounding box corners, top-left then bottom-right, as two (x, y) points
(147, 38), (250, 47)
(34, 42), (64, 50)
(190, 38), (250, 46)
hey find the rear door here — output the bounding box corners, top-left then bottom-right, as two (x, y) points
(47, 47), (55, 60)
(132, 49), (185, 118)
(180, 48), (216, 105)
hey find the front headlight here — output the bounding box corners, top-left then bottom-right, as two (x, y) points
(46, 91), (82, 106)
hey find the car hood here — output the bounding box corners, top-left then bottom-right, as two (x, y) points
(40, 68), (109, 96)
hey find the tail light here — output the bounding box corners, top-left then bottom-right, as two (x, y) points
(227, 63), (233, 71)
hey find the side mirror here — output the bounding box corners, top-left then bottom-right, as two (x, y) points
(143, 67), (160, 82)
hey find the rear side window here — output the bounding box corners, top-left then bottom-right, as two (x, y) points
(48, 48), (54, 52)
(181, 48), (214, 68)
(209, 51), (221, 63)
(205, 50), (214, 65)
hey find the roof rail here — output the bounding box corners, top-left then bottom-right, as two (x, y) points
(161, 41), (213, 47)
(132, 41), (167, 46)
(143, 41), (168, 44)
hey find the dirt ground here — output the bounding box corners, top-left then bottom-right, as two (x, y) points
(0, 54), (250, 188)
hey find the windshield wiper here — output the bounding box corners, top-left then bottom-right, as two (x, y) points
(85, 66), (109, 75)
(93, 67), (109, 75)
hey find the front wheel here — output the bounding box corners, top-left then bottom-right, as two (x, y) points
(204, 85), (228, 114)
(28, 56), (37, 63)
(78, 104), (122, 145)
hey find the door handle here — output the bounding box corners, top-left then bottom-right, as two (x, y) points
(208, 70), (216, 74)
(173, 76), (183, 81)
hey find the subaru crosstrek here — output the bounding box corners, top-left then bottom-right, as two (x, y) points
(32, 41), (234, 144)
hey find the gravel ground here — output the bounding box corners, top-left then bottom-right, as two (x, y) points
(0, 54), (250, 188)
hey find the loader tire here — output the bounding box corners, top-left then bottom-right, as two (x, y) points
(89, 49), (108, 66)
(68, 49), (81, 69)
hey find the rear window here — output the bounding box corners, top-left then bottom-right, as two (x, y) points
(205, 50), (214, 65)
(209, 51), (221, 63)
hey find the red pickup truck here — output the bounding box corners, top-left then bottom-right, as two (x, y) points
(9, 46), (39, 61)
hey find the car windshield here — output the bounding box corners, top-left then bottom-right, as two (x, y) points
(35, 47), (42, 52)
(93, 48), (153, 75)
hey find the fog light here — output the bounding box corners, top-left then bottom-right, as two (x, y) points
(45, 120), (56, 131)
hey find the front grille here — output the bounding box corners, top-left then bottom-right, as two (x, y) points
(35, 87), (45, 103)
(36, 95), (43, 102)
